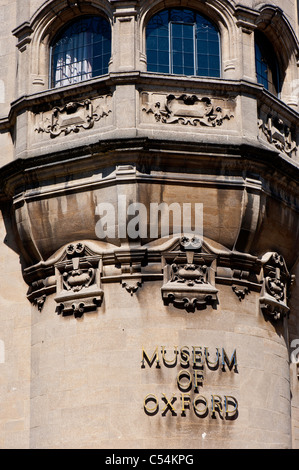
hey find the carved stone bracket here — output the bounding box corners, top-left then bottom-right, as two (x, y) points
(24, 238), (293, 323)
(54, 242), (103, 317)
(35, 95), (112, 138)
(33, 294), (47, 311)
(114, 249), (147, 295)
(259, 252), (290, 321)
(161, 236), (218, 311)
(258, 115), (297, 158)
(232, 285), (250, 301)
(142, 92), (234, 127)
(25, 268), (56, 311)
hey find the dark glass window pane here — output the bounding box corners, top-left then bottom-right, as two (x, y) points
(159, 37), (169, 51)
(172, 23), (183, 37)
(147, 50), (158, 65)
(146, 8), (220, 78)
(158, 51), (169, 66)
(255, 31), (280, 95)
(51, 15), (111, 88)
(171, 23), (194, 75)
(173, 53), (183, 67)
(209, 69), (220, 78)
(159, 65), (169, 74)
(198, 54), (208, 67)
(198, 68), (209, 76)
(147, 36), (158, 50)
(173, 66), (184, 75)
(173, 38), (183, 52)
(209, 55), (220, 69)
(146, 10), (169, 73)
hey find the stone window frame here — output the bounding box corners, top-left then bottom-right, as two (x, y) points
(11, 0), (299, 107)
(139, 0), (238, 80)
(49, 14), (112, 88)
(253, 4), (299, 105)
(145, 7), (221, 78)
(139, 0), (299, 103)
(13, 0), (113, 95)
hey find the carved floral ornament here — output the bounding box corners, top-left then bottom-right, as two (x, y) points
(258, 114), (297, 158)
(141, 92), (234, 127)
(35, 94), (112, 138)
(25, 238), (293, 320)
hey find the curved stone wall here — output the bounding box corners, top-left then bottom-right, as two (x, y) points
(0, 0), (298, 449)
(29, 273), (291, 448)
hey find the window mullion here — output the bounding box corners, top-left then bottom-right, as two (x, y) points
(169, 21), (173, 74)
(193, 23), (196, 76)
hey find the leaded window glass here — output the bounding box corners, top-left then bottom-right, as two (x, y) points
(146, 8), (220, 77)
(255, 31), (280, 96)
(51, 16), (111, 88)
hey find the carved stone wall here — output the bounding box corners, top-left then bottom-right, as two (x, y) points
(0, 0), (298, 450)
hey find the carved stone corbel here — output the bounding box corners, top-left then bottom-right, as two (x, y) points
(114, 249), (147, 295)
(54, 242), (103, 317)
(259, 252), (290, 321)
(161, 236), (218, 311)
(232, 285), (249, 301)
(33, 294), (47, 311)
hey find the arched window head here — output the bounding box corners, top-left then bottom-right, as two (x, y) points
(146, 8), (220, 77)
(255, 31), (280, 96)
(50, 15), (111, 88)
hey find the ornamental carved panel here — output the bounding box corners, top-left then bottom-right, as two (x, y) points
(259, 252), (291, 321)
(258, 114), (297, 158)
(141, 92), (234, 127)
(54, 242), (103, 317)
(161, 236), (218, 311)
(34, 94), (112, 138)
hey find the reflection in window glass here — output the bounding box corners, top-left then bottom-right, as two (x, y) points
(255, 31), (280, 96)
(51, 16), (111, 88)
(146, 8), (220, 77)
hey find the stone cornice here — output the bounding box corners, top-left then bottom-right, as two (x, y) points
(0, 138), (298, 206)
(1, 73), (298, 129)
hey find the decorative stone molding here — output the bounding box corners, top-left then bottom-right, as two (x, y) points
(161, 236), (218, 311)
(26, 272), (57, 311)
(12, 21), (33, 52)
(22, 237), (295, 323)
(114, 249), (147, 296)
(142, 92), (234, 127)
(32, 294), (47, 311)
(258, 115), (297, 158)
(35, 95), (112, 138)
(54, 242), (103, 317)
(232, 285), (250, 301)
(259, 252), (290, 321)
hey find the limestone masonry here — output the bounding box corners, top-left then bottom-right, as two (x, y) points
(0, 0), (298, 449)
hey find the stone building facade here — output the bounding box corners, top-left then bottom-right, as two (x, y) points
(0, 0), (298, 449)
